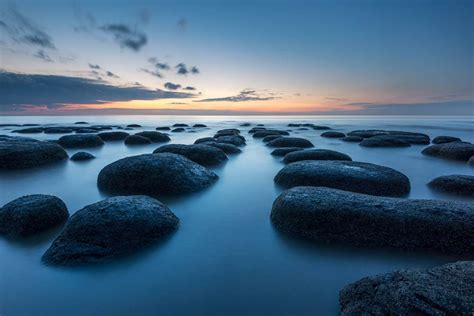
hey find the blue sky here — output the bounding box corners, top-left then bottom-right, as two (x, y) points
(0, 0), (473, 115)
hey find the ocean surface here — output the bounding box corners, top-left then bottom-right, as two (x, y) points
(1, 115), (473, 316)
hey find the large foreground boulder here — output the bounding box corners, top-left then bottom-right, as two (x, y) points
(58, 134), (104, 148)
(266, 137), (313, 148)
(97, 153), (218, 195)
(271, 186), (474, 254)
(283, 149), (352, 164)
(42, 196), (178, 266)
(274, 160), (410, 197)
(340, 261), (474, 315)
(422, 142), (474, 161)
(0, 139), (68, 169)
(0, 195), (69, 238)
(428, 175), (474, 197)
(153, 144), (227, 166)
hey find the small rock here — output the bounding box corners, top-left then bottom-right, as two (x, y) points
(253, 130), (289, 138)
(98, 131), (129, 141)
(428, 175), (474, 197)
(422, 142), (474, 161)
(283, 149), (352, 164)
(193, 124), (207, 128)
(127, 124), (142, 128)
(171, 128), (185, 133)
(215, 135), (246, 146)
(194, 137), (216, 144)
(155, 126), (170, 131)
(432, 135), (462, 144)
(70, 152), (95, 161)
(321, 131), (345, 138)
(135, 131), (170, 143)
(124, 135), (152, 145)
(262, 135), (283, 143)
(153, 144), (228, 166)
(173, 123), (188, 127)
(266, 137), (313, 148)
(58, 135), (104, 148)
(270, 147), (302, 156)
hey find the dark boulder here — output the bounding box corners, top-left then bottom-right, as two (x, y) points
(428, 175), (474, 197)
(422, 142), (474, 161)
(58, 134), (104, 148)
(240, 123), (251, 127)
(0, 139), (68, 169)
(359, 135), (411, 147)
(153, 144), (227, 166)
(171, 128), (185, 133)
(74, 121), (88, 124)
(155, 126), (170, 131)
(283, 149), (352, 164)
(70, 151), (95, 161)
(262, 135), (283, 143)
(341, 136), (363, 142)
(312, 125), (331, 130)
(200, 142), (242, 154)
(127, 124), (141, 128)
(275, 160), (410, 197)
(124, 135), (152, 145)
(135, 131), (170, 143)
(321, 131), (345, 138)
(42, 195), (178, 266)
(98, 131), (129, 141)
(248, 127), (267, 134)
(194, 137), (216, 144)
(13, 127), (44, 133)
(0, 194), (68, 238)
(266, 137), (313, 148)
(97, 153), (218, 195)
(193, 124), (207, 128)
(340, 261), (474, 315)
(469, 156), (474, 167)
(270, 147), (302, 156)
(253, 130), (289, 138)
(271, 186), (474, 253)
(215, 128), (240, 136)
(432, 135), (462, 144)
(44, 127), (74, 134)
(75, 128), (98, 134)
(173, 123), (188, 127)
(215, 135), (246, 146)
(348, 130), (430, 144)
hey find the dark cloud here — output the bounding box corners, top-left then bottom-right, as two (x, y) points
(33, 50), (53, 62)
(106, 71), (119, 78)
(177, 18), (187, 30)
(88, 63), (101, 69)
(164, 82), (182, 90)
(175, 63), (200, 75)
(0, 7), (56, 49)
(194, 89), (277, 103)
(190, 66), (199, 74)
(336, 100), (474, 115)
(183, 86), (196, 91)
(142, 58), (172, 78)
(0, 71), (193, 112)
(141, 68), (163, 78)
(100, 23), (147, 51)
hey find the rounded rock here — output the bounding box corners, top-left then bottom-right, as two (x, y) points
(70, 151), (95, 161)
(283, 149), (352, 164)
(135, 131), (170, 143)
(428, 175), (474, 197)
(266, 137), (313, 148)
(0, 139), (68, 169)
(321, 131), (345, 138)
(270, 147), (302, 156)
(124, 135), (152, 145)
(432, 135), (462, 144)
(153, 144), (227, 166)
(58, 134), (104, 148)
(98, 131), (129, 141)
(422, 142), (474, 161)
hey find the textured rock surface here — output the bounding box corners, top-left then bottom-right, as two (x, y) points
(58, 134), (104, 148)
(422, 142), (474, 161)
(153, 144), (228, 166)
(70, 151), (95, 161)
(270, 147), (302, 156)
(321, 131), (345, 138)
(360, 135), (411, 147)
(135, 131), (170, 143)
(432, 135), (462, 144)
(97, 131), (129, 141)
(199, 142), (242, 154)
(266, 137), (314, 148)
(283, 149), (352, 164)
(428, 175), (474, 197)
(124, 135), (152, 145)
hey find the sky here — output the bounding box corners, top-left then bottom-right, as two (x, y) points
(0, 0), (473, 115)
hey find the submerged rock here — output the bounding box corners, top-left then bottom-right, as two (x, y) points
(321, 131), (345, 138)
(171, 128), (185, 133)
(42, 195), (178, 266)
(432, 135), (462, 144)
(422, 142), (474, 161)
(200, 142), (242, 154)
(215, 135), (246, 146)
(360, 135), (411, 147)
(173, 123), (189, 127)
(70, 151), (95, 161)
(262, 135), (283, 143)
(193, 124), (207, 128)
(97, 153), (218, 195)
(253, 130), (289, 138)
(58, 134), (104, 148)
(75, 128), (98, 134)
(44, 127), (74, 134)
(194, 137), (216, 144)
(0, 194), (68, 238)
(340, 261), (474, 315)
(348, 130), (430, 144)
(270, 147), (302, 156)
(155, 126), (170, 131)
(153, 144), (228, 166)
(124, 135), (152, 145)
(428, 175), (474, 197)
(98, 131), (129, 141)
(283, 149), (352, 164)
(13, 127), (44, 133)
(0, 139), (68, 169)
(135, 131), (170, 143)
(266, 137), (313, 148)
(271, 186), (474, 253)
(341, 136), (363, 142)
(275, 160), (410, 197)
(127, 124), (141, 128)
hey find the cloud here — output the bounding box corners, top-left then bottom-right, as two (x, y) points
(33, 49), (53, 62)
(0, 6), (56, 49)
(142, 57), (172, 78)
(183, 86), (196, 91)
(194, 89), (277, 103)
(325, 97), (347, 102)
(0, 71), (194, 112)
(88, 63), (101, 69)
(141, 68), (163, 78)
(164, 82), (181, 90)
(175, 63), (200, 75)
(190, 66), (199, 74)
(100, 23), (147, 51)
(106, 71), (119, 78)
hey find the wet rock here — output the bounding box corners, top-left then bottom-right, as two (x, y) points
(288, 123), (301, 127)
(253, 130), (289, 138)
(270, 147), (302, 156)
(74, 121), (88, 124)
(340, 261), (474, 315)
(469, 156), (474, 167)
(215, 135), (246, 146)
(312, 125), (331, 130)
(321, 131), (345, 138)
(173, 123), (188, 127)
(348, 130), (430, 144)
(215, 128), (240, 137)
(194, 137), (216, 144)
(98, 131), (129, 141)
(283, 149), (352, 164)
(127, 124), (141, 128)
(271, 186), (474, 253)
(44, 127), (74, 134)
(0, 139), (68, 169)
(58, 134), (104, 148)
(135, 131), (170, 143)
(42, 195), (178, 266)
(97, 153), (218, 195)
(262, 135), (283, 143)
(428, 175), (474, 197)
(156, 126), (170, 131)
(153, 144), (227, 166)
(171, 128), (185, 133)
(0, 194), (68, 238)
(432, 135), (462, 144)
(240, 123), (251, 127)
(422, 142), (474, 161)
(13, 127), (44, 133)
(248, 127), (267, 134)
(193, 124), (207, 128)
(360, 135), (411, 147)
(70, 151), (95, 161)
(266, 137), (313, 148)
(275, 160), (410, 197)
(75, 128), (98, 134)
(124, 135), (152, 145)
(341, 136), (363, 142)
(200, 142), (242, 154)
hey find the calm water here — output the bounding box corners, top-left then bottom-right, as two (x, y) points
(1, 115), (473, 316)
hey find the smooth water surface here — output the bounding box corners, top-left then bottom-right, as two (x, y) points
(1, 116), (473, 315)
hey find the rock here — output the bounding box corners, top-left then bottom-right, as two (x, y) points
(469, 156), (474, 167)
(266, 137), (314, 148)
(200, 142), (242, 154)
(283, 149), (352, 164)
(262, 135), (283, 143)
(270, 147), (302, 156)
(13, 127), (44, 133)
(253, 130), (289, 138)
(271, 186), (474, 253)
(135, 131), (170, 143)
(360, 135), (411, 147)
(215, 128), (240, 137)
(124, 135), (152, 145)
(70, 151), (95, 161)
(44, 127), (74, 134)
(75, 128), (98, 134)
(432, 135), (462, 144)
(341, 136), (363, 142)
(275, 160), (410, 197)
(339, 261), (474, 315)
(42, 196), (178, 265)
(98, 131), (129, 141)
(193, 124), (207, 128)
(428, 175), (474, 197)
(194, 137), (216, 144)
(288, 123), (300, 127)
(97, 153), (218, 195)
(422, 142), (474, 161)
(153, 144), (227, 166)
(156, 126), (170, 131)
(321, 131), (345, 138)
(127, 124), (141, 128)
(0, 194), (68, 237)
(348, 130), (430, 144)
(171, 128), (185, 133)
(173, 123), (188, 127)
(58, 134), (104, 148)
(215, 135), (246, 146)
(0, 139), (68, 169)
(74, 121), (88, 124)
(248, 127), (267, 134)
(312, 125), (331, 130)
(240, 123), (251, 127)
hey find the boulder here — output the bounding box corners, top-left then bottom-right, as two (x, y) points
(0, 139), (68, 169)
(253, 130), (289, 138)
(44, 127), (74, 134)
(312, 125), (331, 130)
(135, 131), (170, 143)
(194, 137), (216, 144)
(75, 128), (98, 134)
(124, 135), (152, 145)
(428, 175), (474, 197)
(173, 123), (188, 127)
(200, 142), (242, 154)
(360, 135), (411, 147)
(171, 128), (185, 132)
(340, 261), (474, 315)
(13, 127), (44, 133)
(283, 149), (352, 164)
(348, 130), (430, 144)
(153, 144), (228, 166)
(127, 124), (141, 128)
(193, 124), (207, 128)
(240, 123), (251, 127)
(155, 126), (170, 131)
(271, 186), (474, 253)
(97, 153), (218, 195)
(341, 136), (363, 142)
(262, 135), (283, 143)
(0, 194), (68, 237)
(74, 121), (88, 124)
(275, 160), (410, 197)
(42, 195), (178, 265)
(58, 134), (104, 148)
(98, 131), (129, 141)
(270, 147), (302, 156)
(422, 142), (474, 161)
(432, 135), (462, 144)
(70, 151), (95, 161)
(266, 137), (314, 148)
(321, 131), (345, 138)
(215, 135), (246, 146)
